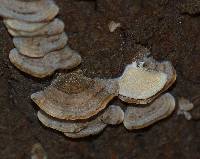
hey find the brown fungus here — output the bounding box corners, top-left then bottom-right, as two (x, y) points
(4, 18), (48, 32)
(101, 105), (124, 125)
(0, 0), (59, 22)
(63, 124), (106, 138)
(123, 93), (175, 130)
(118, 57), (176, 104)
(37, 105), (123, 138)
(13, 32), (68, 57)
(37, 110), (106, 134)
(31, 70), (119, 120)
(9, 46), (81, 78)
(7, 18), (64, 37)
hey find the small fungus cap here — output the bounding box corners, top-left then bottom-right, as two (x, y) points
(64, 124), (106, 138)
(37, 104), (123, 138)
(9, 46), (81, 78)
(101, 105), (124, 125)
(31, 70), (119, 120)
(37, 110), (107, 134)
(118, 61), (168, 99)
(13, 32), (68, 57)
(3, 18), (48, 32)
(0, 0), (59, 22)
(118, 56), (176, 104)
(123, 93), (175, 130)
(8, 18), (64, 37)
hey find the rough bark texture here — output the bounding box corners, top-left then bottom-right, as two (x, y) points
(0, 0), (200, 158)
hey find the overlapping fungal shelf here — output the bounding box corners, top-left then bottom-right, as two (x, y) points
(0, 0), (81, 78)
(31, 55), (177, 138)
(0, 0), (177, 138)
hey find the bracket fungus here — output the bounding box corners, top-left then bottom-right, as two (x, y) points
(123, 93), (175, 130)
(13, 32), (68, 57)
(9, 47), (81, 78)
(7, 18), (64, 37)
(30, 53), (177, 138)
(101, 105), (124, 125)
(37, 103), (124, 138)
(1, 0), (82, 78)
(0, 0), (178, 138)
(3, 19), (48, 33)
(31, 70), (119, 120)
(118, 56), (176, 104)
(0, 0), (59, 22)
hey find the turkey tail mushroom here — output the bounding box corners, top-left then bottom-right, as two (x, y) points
(0, 0), (59, 22)
(37, 103), (124, 138)
(31, 70), (119, 120)
(118, 56), (176, 104)
(1, 0), (82, 78)
(123, 93), (176, 130)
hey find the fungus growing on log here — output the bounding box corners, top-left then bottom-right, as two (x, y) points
(37, 104), (124, 138)
(1, 0), (82, 78)
(7, 18), (64, 37)
(3, 19), (48, 32)
(9, 47), (81, 78)
(0, 0), (59, 22)
(31, 70), (119, 120)
(118, 57), (176, 104)
(123, 93), (175, 130)
(101, 105), (124, 125)
(13, 32), (68, 57)
(0, 0), (178, 139)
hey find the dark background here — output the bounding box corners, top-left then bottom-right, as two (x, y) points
(0, 0), (200, 158)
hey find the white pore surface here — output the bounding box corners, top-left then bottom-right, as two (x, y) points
(118, 62), (167, 99)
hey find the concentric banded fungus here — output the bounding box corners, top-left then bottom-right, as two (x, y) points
(4, 19), (48, 32)
(101, 105), (124, 125)
(9, 47), (81, 78)
(123, 93), (175, 130)
(13, 32), (68, 57)
(64, 126), (105, 138)
(1, 0), (82, 78)
(7, 18), (64, 37)
(37, 105), (123, 138)
(37, 110), (106, 134)
(118, 57), (176, 104)
(63, 105), (123, 138)
(31, 70), (119, 120)
(0, 0), (59, 22)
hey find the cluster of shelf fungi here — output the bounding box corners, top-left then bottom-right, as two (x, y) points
(1, 0), (177, 138)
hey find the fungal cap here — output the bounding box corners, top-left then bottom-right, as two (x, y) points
(37, 110), (107, 134)
(101, 105), (124, 125)
(123, 93), (175, 130)
(118, 57), (176, 104)
(118, 61), (168, 100)
(13, 32), (68, 57)
(8, 18), (64, 37)
(31, 70), (119, 120)
(63, 105), (124, 138)
(0, 0), (59, 22)
(9, 46), (81, 78)
(64, 124), (106, 138)
(37, 104), (123, 138)
(3, 19), (48, 32)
